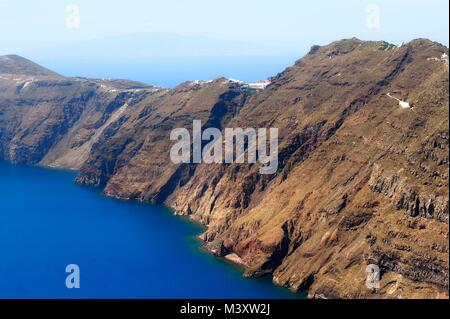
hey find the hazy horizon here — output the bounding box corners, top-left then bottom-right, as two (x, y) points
(1, 0), (448, 53)
(1, 0), (448, 87)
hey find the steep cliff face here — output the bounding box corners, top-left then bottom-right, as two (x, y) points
(0, 39), (448, 299)
(0, 55), (156, 168)
(75, 78), (251, 201)
(165, 39), (449, 298)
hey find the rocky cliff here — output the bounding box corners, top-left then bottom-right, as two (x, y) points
(0, 39), (448, 299)
(0, 55), (159, 168)
(75, 78), (252, 201)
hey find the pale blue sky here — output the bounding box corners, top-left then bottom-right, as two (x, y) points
(0, 0), (448, 55)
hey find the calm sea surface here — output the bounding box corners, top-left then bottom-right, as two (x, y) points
(0, 162), (300, 298)
(37, 55), (300, 88)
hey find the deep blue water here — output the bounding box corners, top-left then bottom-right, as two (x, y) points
(0, 162), (299, 299)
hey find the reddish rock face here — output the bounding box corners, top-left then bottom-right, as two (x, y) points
(165, 39), (449, 299)
(1, 38), (448, 299)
